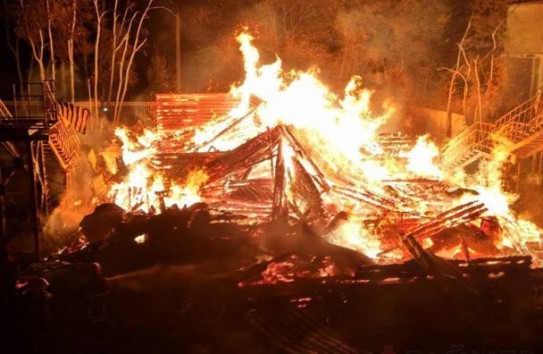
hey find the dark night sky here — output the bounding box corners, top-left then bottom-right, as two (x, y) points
(0, 24), (19, 94)
(0, 0), (474, 98)
(0, 0), (219, 95)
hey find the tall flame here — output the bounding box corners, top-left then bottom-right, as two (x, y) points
(108, 127), (207, 213)
(102, 30), (541, 264)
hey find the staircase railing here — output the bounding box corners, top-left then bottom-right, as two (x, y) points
(442, 125), (474, 166)
(49, 117), (80, 170)
(43, 80), (79, 169)
(9, 82), (46, 128)
(443, 89), (543, 167)
(42, 80), (58, 128)
(495, 121), (531, 144)
(472, 121), (496, 152)
(527, 102), (543, 132)
(0, 98), (12, 118)
(495, 92), (542, 127)
(441, 122), (494, 167)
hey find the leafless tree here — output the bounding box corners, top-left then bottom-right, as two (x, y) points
(443, 0), (508, 129)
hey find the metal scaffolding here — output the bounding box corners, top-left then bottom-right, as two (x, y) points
(0, 81), (58, 260)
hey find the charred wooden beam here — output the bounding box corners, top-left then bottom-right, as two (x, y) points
(409, 201), (487, 240)
(331, 184), (396, 211)
(288, 157), (325, 221)
(378, 201), (488, 256)
(280, 125), (330, 192)
(195, 105), (260, 151)
(205, 127), (282, 183)
(272, 138), (290, 220)
(402, 232), (479, 293)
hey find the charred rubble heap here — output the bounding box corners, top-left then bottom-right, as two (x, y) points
(3, 114), (543, 353)
(3, 200), (543, 354)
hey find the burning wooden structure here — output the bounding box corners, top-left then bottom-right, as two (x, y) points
(4, 32), (543, 354)
(101, 33), (542, 267)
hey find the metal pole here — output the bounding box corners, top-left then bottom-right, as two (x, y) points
(42, 82), (47, 127)
(38, 141), (49, 215)
(12, 84), (18, 126)
(27, 140), (41, 261)
(0, 165), (6, 246)
(516, 160), (521, 193)
(175, 13), (182, 92)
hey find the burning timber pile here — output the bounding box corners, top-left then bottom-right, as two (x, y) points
(74, 32), (543, 268)
(7, 31), (543, 354)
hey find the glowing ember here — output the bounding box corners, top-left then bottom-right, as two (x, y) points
(134, 234), (147, 244)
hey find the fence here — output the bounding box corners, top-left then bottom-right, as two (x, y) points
(74, 101), (155, 126)
(1, 100), (154, 127)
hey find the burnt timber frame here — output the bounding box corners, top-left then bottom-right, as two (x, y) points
(0, 81), (58, 260)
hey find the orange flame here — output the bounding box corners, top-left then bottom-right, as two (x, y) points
(102, 30), (542, 264)
(108, 127), (207, 212)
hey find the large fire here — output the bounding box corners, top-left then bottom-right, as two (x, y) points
(108, 127), (208, 212)
(104, 31), (542, 265)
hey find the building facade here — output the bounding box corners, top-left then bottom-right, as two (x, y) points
(506, 1), (543, 99)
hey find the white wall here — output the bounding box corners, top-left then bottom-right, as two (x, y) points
(506, 2), (543, 95)
(506, 3), (543, 55)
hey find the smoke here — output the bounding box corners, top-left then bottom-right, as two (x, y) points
(334, 0), (449, 128)
(44, 116), (120, 250)
(171, 0), (450, 137)
(182, 35), (244, 92)
(44, 153), (95, 248)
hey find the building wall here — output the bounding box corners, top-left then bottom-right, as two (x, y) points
(418, 108), (466, 141)
(506, 2), (543, 97)
(506, 3), (543, 55)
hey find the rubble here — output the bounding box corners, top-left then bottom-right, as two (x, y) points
(3, 196), (543, 353)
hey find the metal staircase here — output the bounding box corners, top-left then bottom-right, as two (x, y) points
(495, 94), (543, 159)
(0, 81), (81, 258)
(441, 122), (495, 169)
(42, 81), (80, 172)
(48, 119), (80, 171)
(1, 82), (80, 171)
(441, 92), (543, 170)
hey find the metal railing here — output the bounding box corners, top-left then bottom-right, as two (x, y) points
(0, 98), (12, 118)
(493, 91), (543, 152)
(1, 100), (153, 127)
(441, 122), (495, 167)
(495, 92), (543, 127)
(527, 103), (543, 133)
(42, 80), (58, 127)
(48, 117), (81, 170)
(442, 90), (543, 167)
(495, 121), (531, 144)
(0, 81), (58, 129)
(73, 101), (154, 126)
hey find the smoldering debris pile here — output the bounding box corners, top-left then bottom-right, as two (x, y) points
(7, 122), (540, 353)
(63, 201), (375, 277)
(9, 120), (541, 353)
(3, 198), (543, 354)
